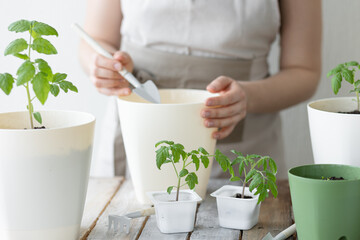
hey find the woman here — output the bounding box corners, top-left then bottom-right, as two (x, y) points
(79, 0), (321, 179)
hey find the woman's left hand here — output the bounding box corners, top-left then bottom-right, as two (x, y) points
(201, 76), (247, 140)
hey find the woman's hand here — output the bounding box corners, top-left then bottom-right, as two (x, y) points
(201, 76), (247, 140)
(89, 51), (134, 96)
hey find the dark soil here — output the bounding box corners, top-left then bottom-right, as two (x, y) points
(327, 176), (345, 180)
(234, 193), (253, 199)
(338, 110), (360, 114)
(24, 126), (46, 130)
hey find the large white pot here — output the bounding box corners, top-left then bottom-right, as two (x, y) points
(117, 89), (217, 204)
(0, 110), (95, 240)
(308, 97), (360, 166)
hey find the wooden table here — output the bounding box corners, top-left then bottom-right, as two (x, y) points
(79, 178), (296, 239)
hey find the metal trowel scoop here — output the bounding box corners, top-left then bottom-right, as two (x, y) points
(72, 23), (161, 104)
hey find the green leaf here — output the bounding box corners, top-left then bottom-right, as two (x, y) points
(0, 73), (14, 95)
(31, 38), (57, 55)
(198, 147), (209, 155)
(331, 72), (342, 94)
(32, 21), (58, 36)
(167, 186), (174, 194)
(171, 143), (185, 163)
(52, 73), (67, 83)
(179, 169), (189, 177)
(345, 61), (359, 67)
(192, 155), (200, 171)
(249, 173), (262, 193)
(190, 150), (199, 154)
(155, 140), (174, 148)
(258, 187), (268, 204)
(155, 146), (169, 169)
(33, 112), (42, 124)
(185, 172), (198, 190)
(50, 84), (60, 97)
(229, 165), (235, 177)
(13, 53), (29, 60)
(35, 59), (53, 79)
(4, 38), (28, 56)
(245, 169), (256, 182)
(200, 155), (209, 168)
(327, 65), (343, 77)
(16, 60), (35, 85)
(59, 81), (78, 93)
(8, 19), (31, 33)
(355, 80), (360, 88)
(268, 158), (277, 174)
(230, 150), (243, 156)
(239, 161), (245, 177)
(230, 157), (241, 166)
(215, 149), (230, 172)
(268, 180), (278, 198)
(342, 68), (354, 84)
(32, 72), (50, 105)
(230, 176), (241, 182)
(266, 170), (277, 183)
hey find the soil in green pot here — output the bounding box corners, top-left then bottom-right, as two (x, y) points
(322, 176), (345, 181)
(233, 193), (253, 199)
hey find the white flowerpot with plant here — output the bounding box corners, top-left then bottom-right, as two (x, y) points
(211, 151), (278, 230)
(147, 140), (211, 234)
(0, 20), (95, 240)
(308, 61), (360, 166)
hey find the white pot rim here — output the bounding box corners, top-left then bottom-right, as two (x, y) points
(0, 110), (95, 132)
(307, 97), (360, 115)
(147, 189), (201, 204)
(210, 185), (259, 202)
(118, 88), (218, 106)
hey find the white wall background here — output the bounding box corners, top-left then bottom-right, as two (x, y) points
(0, 0), (359, 177)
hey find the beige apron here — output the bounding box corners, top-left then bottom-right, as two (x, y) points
(112, 40), (285, 179)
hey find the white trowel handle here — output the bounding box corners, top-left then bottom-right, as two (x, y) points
(274, 224), (296, 240)
(71, 23), (141, 88)
(126, 207), (155, 219)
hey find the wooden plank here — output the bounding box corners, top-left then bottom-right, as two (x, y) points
(138, 215), (189, 240)
(87, 180), (151, 240)
(242, 180), (295, 240)
(79, 177), (124, 239)
(189, 179), (241, 240)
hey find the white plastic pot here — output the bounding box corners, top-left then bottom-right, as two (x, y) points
(117, 89), (217, 204)
(0, 111), (95, 240)
(308, 97), (360, 166)
(211, 185), (260, 230)
(147, 190), (201, 233)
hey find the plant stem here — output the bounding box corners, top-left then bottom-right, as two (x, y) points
(26, 25), (34, 129)
(356, 91), (359, 112)
(176, 175), (181, 201)
(242, 180), (246, 199)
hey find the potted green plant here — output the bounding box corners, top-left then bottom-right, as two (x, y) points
(308, 61), (360, 166)
(211, 150), (278, 230)
(0, 20), (95, 240)
(147, 140), (211, 233)
(288, 164), (360, 240)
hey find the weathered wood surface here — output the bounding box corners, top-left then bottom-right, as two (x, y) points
(79, 177), (124, 239)
(81, 179), (296, 239)
(87, 180), (151, 240)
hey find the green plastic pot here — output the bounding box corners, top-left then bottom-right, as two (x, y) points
(288, 164), (360, 240)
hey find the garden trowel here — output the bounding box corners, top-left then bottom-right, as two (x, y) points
(262, 224), (296, 240)
(72, 23), (161, 104)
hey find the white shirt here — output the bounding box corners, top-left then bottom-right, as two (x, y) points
(120, 0), (280, 59)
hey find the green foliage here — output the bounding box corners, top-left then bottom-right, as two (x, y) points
(327, 61), (360, 111)
(155, 140), (211, 201)
(0, 20), (78, 128)
(214, 150), (278, 204)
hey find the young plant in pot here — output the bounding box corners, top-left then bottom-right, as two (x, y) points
(148, 140), (211, 234)
(308, 61), (360, 166)
(211, 150), (278, 230)
(288, 164), (360, 240)
(0, 20), (95, 240)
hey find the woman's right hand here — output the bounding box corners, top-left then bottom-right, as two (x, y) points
(89, 51), (134, 96)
